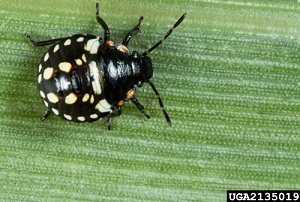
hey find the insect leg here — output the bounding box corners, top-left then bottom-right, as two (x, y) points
(130, 96), (150, 119)
(96, 3), (110, 41)
(40, 110), (51, 121)
(122, 16), (144, 46)
(106, 118), (111, 131)
(105, 107), (122, 130)
(147, 80), (171, 127)
(24, 34), (62, 47)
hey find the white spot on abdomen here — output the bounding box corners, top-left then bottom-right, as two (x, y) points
(77, 37), (84, 42)
(75, 59), (83, 66)
(82, 93), (90, 102)
(43, 100), (49, 107)
(44, 52), (49, 62)
(89, 61), (102, 94)
(95, 99), (112, 113)
(52, 108), (59, 115)
(90, 114), (98, 119)
(90, 95), (94, 104)
(82, 54), (87, 63)
(39, 90), (46, 98)
(77, 116), (85, 121)
(91, 81), (102, 95)
(65, 93), (77, 104)
(47, 93), (59, 103)
(64, 39), (71, 46)
(85, 38), (100, 54)
(43, 67), (54, 80)
(53, 44), (59, 53)
(38, 74), (42, 83)
(38, 64), (42, 72)
(59, 62), (72, 73)
(64, 114), (72, 120)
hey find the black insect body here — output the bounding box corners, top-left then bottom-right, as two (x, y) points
(25, 3), (186, 130)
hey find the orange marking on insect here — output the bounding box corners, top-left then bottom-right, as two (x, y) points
(126, 88), (135, 99)
(117, 44), (128, 53)
(106, 40), (114, 46)
(117, 100), (125, 106)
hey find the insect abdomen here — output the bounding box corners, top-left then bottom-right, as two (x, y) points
(37, 34), (112, 122)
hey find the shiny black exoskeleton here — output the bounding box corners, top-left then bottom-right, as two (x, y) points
(25, 3), (186, 130)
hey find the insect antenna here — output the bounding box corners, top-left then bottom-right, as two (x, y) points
(147, 80), (172, 127)
(142, 13), (186, 56)
(96, 3), (110, 41)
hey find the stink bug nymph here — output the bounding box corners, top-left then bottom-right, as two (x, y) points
(25, 3), (186, 130)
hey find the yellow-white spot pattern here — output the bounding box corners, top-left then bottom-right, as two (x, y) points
(65, 93), (77, 104)
(43, 67), (54, 80)
(53, 44), (59, 53)
(77, 37), (84, 42)
(77, 116), (85, 122)
(47, 93), (59, 103)
(64, 114), (72, 120)
(75, 59), (83, 66)
(58, 62), (72, 73)
(52, 108), (59, 115)
(90, 114), (98, 119)
(95, 99), (112, 113)
(82, 93), (90, 102)
(64, 39), (71, 46)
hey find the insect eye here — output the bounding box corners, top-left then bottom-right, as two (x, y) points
(132, 51), (139, 58)
(137, 81), (143, 87)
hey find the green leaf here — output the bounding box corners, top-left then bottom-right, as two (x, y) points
(1, 0), (300, 201)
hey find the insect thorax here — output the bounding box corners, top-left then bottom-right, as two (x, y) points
(98, 46), (153, 105)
